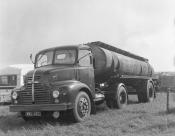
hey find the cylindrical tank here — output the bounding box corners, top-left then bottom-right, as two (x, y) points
(88, 43), (154, 83)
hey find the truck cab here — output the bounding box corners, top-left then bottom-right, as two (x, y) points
(10, 45), (96, 122)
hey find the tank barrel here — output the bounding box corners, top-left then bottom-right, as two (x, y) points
(86, 41), (154, 83)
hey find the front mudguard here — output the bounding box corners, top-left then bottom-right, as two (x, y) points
(51, 80), (95, 106)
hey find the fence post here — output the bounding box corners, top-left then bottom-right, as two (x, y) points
(167, 88), (170, 113)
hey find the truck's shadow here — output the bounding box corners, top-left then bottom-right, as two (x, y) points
(0, 97), (140, 132)
(0, 112), (81, 133)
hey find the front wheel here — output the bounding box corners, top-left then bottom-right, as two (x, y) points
(72, 91), (91, 122)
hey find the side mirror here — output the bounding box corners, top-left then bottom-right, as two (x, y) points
(30, 54), (34, 64)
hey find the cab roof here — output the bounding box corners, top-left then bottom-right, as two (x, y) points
(37, 44), (89, 55)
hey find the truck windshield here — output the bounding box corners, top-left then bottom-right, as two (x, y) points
(36, 51), (54, 68)
(36, 49), (76, 67)
(0, 75), (17, 86)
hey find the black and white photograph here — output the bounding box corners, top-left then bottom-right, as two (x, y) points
(0, 0), (175, 136)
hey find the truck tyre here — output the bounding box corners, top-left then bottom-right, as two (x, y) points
(106, 85), (128, 109)
(137, 80), (155, 103)
(72, 91), (91, 122)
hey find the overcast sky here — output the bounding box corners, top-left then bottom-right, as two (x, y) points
(0, 0), (175, 72)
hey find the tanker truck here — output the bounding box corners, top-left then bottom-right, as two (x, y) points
(10, 41), (158, 122)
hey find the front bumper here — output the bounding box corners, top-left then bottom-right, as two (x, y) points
(10, 103), (73, 112)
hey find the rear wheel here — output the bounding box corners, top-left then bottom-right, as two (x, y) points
(137, 80), (155, 103)
(106, 84), (128, 109)
(146, 80), (155, 102)
(72, 91), (91, 122)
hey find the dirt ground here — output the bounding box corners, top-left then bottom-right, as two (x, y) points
(0, 93), (175, 136)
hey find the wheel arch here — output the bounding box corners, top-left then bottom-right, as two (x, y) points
(79, 87), (93, 104)
(64, 81), (95, 105)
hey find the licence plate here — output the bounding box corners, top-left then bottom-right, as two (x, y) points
(25, 112), (41, 117)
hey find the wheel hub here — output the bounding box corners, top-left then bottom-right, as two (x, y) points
(120, 92), (126, 104)
(79, 97), (89, 117)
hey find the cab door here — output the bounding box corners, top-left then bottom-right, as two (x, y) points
(77, 49), (95, 92)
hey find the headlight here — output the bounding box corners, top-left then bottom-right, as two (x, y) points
(12, 91), (18, 100)
(53, 90), (60, 98)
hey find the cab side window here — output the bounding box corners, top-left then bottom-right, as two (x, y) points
(78, 50), (91, 67)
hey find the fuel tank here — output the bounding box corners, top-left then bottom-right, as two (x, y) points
(87, 42), (154, 83)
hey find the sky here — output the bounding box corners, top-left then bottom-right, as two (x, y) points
(0, 0), (175, 72)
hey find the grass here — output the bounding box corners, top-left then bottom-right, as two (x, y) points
(0, 93), (175, 136)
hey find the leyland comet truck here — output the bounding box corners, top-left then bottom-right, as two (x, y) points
(10, 41), (158, 122)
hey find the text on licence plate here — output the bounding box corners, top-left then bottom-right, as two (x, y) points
(25, 112), (41, 117)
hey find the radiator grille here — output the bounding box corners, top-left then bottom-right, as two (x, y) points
(35, 75), (41, 81)
(20, 75), (50, 105)
(27, 76), (40, 82)
(34, 83), (51, 104)
(20, 83), (32, 104)
(27, 77), (32, 82)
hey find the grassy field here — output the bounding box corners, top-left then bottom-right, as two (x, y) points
(0, 93), (175, 136)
